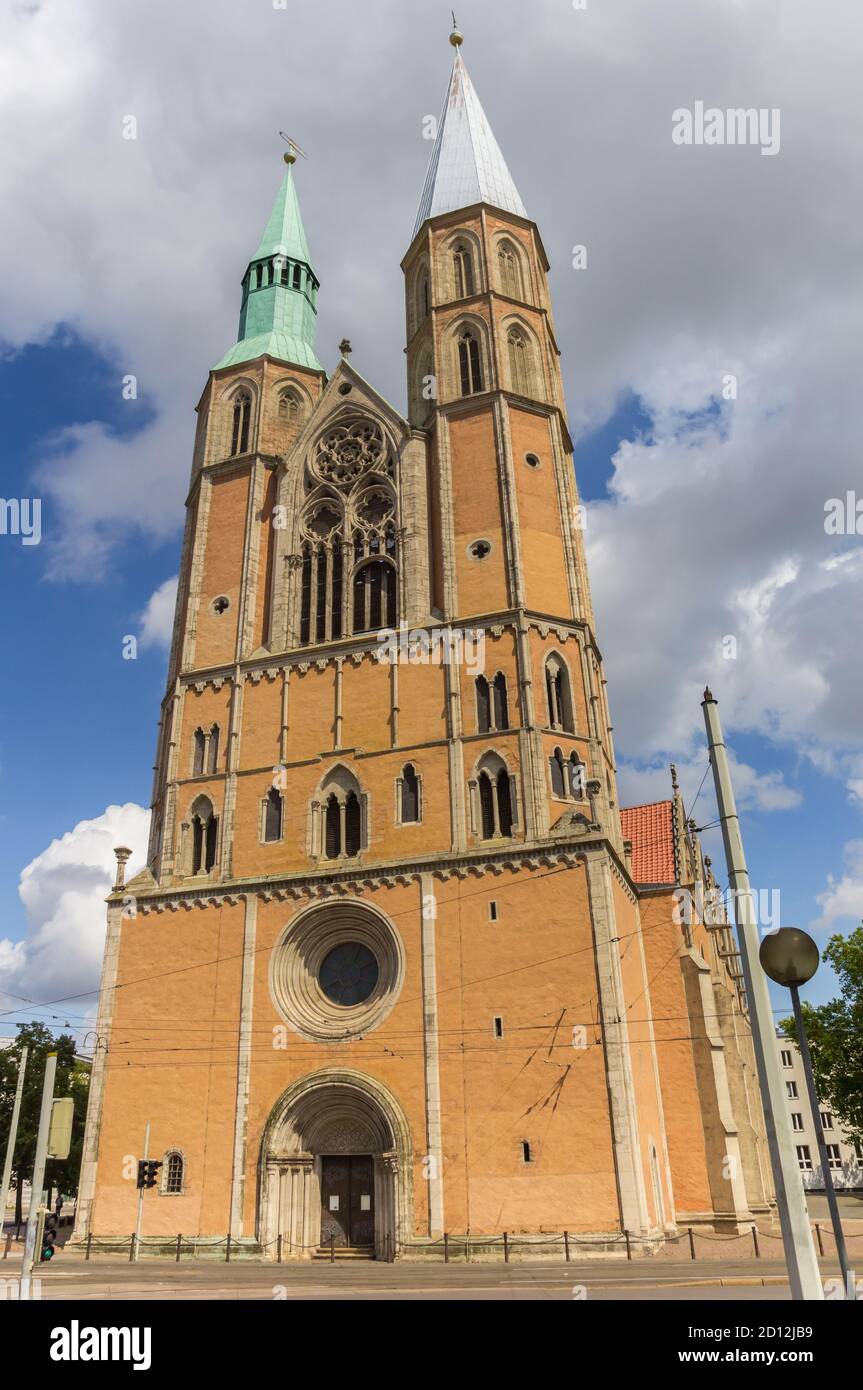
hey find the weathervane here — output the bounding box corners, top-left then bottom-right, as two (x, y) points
(279, 131), (309, 166)
(450, 11), (463, 45)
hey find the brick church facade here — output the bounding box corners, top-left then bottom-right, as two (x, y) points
(74, 33), (773, 1257)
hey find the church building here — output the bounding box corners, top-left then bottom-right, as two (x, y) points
(74, 30), (773, 1259)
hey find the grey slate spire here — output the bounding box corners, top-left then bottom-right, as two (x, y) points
(412, 39), (527, 239)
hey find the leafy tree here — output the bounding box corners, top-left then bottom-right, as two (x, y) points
(779, 926), (863, 1147)
(0, 1022), (90, 1226)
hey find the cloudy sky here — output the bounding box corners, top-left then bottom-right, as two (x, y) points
(0, 0), (860, 1040)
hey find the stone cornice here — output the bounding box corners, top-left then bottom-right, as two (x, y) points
(110, 831), (640, 914)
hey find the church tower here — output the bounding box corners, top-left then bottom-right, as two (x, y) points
(74, 30), (770, 1257)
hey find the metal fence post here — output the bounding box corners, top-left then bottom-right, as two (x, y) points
(225, 1233), (231, 1263)
(564, 1230), (570, 1263)
(85, 1232), (92, 1262)
(129, 1233), (135, 1263)
(176, 1233), (182, 1263)
(688, 1227), (696, 1260)
(752, 1225), (760, 1259)
(330, 1234), (335, 1264)
(444, 1231), (449, 1264)
(624, 1229), (632, 1261)
(503, 1231), (509, 1264)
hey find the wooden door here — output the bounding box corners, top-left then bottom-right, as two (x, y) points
(320, 1155), (375, 1248)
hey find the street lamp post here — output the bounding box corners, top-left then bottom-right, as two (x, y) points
(760, 927), (854, 1300)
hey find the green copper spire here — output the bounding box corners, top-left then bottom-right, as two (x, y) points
(214, 160), (323, 373)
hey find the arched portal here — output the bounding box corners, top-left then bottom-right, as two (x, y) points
(258, 1069), (412, 1260)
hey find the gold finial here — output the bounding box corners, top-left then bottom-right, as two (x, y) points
(279, 132), (308, 166)
(449, 11), (463, 46)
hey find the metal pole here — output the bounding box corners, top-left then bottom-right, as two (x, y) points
(0, 1044), (27, 1231)
(133, 1121), (149, 1264)
(702, 690), (823, 1300)
(790, 983), (852, 1297)
(20, 1052), (56, 1299)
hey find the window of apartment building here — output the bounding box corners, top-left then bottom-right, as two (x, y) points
(786, 1081), (798, 1099)
(781, 1048), (793, 1068)
(820, 1111), (834, 1130)
(796, 1145), (812, 1171)
(791, 1112), (804, 1132)
(826, 1144), (842, 1170)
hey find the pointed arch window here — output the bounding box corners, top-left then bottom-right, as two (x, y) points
(458, 329), (483, 396)
(263, 786), (283, 842)
(279, 388), (302, 430)
(207, 724), (219, 774)
(498, 241), (523, 299)
(453, 242), (475, 299)
(507, 326), (531, 396)
(473, 754), (517, 841)
(324, 794), (341, 859)
(317, 770), (368, 860)
(230, 391), (251, 455)
(192, 727), (206, 776)
(190, 796), (218, 875)
(345, 791), (362, 857)
(569, 753), (586, 799)
(550, 746), (567, 798)
(353, 559), (397, 634)
(476, 673), (510, 733)
(399, 763), (420, 824)
(545, 654), (575, 733)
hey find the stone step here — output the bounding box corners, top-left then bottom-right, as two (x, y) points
(312, 1246), (376, 1261)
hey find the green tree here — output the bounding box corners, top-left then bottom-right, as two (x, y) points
(779, 926), (863, 1147)
(0, 1022), (90, 1226)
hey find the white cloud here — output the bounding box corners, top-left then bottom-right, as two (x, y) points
(139, 575), (178, 649)
(1, 804), (150, 1011)
(616, 750), (801, 817)
(812, 840), (863, 932)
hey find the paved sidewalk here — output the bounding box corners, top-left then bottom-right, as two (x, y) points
(2, 1255), (836, 1301)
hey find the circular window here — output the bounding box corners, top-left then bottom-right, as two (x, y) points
(211, 595), (230, 615)
(270, 901), (404, 1042)
(338, 383), (353, 395)
(468, 539), (492, 561)
(319, 942), (379, 1006)
(525, 452), (541, 468)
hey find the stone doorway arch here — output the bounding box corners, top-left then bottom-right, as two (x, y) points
(259, 1068), (412, 1260)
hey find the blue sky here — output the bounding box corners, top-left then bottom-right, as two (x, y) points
(1, 0), (861, 1040)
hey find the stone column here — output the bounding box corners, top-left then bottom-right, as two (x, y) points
(229, 894), (257, 1238)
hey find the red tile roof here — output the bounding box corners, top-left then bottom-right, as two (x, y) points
(620, 800), (676, 885)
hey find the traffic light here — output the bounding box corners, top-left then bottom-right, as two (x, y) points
(136, 1159), (162, 1189)
(40, 1209), (58, 1262)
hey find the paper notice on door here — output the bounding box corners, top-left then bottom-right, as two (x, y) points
(329, 1196), (339, 1211)
(360, 1195), (371, 1211)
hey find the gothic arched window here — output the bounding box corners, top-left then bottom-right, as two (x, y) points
(279, 388), (302, 431)
(498, 241), (523, 299)
(353, 559), (397, 634)
(324, 794), (341, 859)
(164, 1152), (184, 1194)
(569, 753), (585, 799)
(550, 746), (566, 798)
(230, 391), (251, 455)
(476, 675), (491, 733)
(453, 242), (475, 299)
(193, 727), (206, 776)
(264, 786), (283, 842)
(493, 673), (509, 731)
(458, 329), (483, 396)
(507, 326), (531, 396)
(345, 791), (362, 857)
(207, 724), (219, 774)
(400, 763), (420, 823)
(545, 654), (575, 733)
(299, 422), (399, 646)
(318, 769), (367, 860)
(190, 796), (218, 875)
(474, 756), (516, 841)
